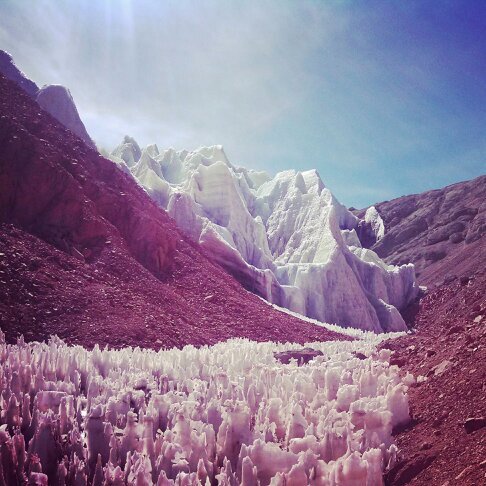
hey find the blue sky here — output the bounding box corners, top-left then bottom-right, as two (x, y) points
(0, 0), (485, 207)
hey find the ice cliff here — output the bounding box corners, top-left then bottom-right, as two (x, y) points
(110, 140), (418, 332)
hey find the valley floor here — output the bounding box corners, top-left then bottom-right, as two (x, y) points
(0, 265), (484, 485)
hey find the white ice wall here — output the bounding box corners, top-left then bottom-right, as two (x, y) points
(110, 141), (418, 332)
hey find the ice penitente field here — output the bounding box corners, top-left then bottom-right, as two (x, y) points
(0, 327), (412, 485)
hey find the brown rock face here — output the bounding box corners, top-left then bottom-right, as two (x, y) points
(385, 454), (437, 486)
(464, 417), (486, 434)
(0, 73), (348, 349)
(356, 176), (485, 286)
(274, 348), (323, 365)
(0, 102), (176, 278)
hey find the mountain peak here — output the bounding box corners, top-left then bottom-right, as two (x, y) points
(0, 51), (95, 149)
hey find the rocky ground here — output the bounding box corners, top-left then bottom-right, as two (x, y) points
(358, 169), (486, 484)
(382, 271), (485, 485)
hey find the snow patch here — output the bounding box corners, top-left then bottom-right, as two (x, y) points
(364, 206), (385, 242)
(262, 297), (407, 342)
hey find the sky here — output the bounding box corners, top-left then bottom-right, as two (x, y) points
(0, 0), (485, 208)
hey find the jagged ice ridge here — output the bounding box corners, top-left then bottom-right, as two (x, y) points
(110, 139), (418, 332)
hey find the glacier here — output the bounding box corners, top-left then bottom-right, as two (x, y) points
(110, 139), (418, 332)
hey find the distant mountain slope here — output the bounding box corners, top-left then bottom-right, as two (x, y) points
(0, 49), (95, 148)
(0, 73), (347, 348)
(356, 176), (486, 286)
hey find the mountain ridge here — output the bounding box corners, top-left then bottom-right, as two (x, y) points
(0, 49), (95, 148)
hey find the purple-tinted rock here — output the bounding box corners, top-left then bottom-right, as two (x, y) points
(464, 417), (486, 434)
(0, 50), (38, 97)
(274, 348), (323, 365)
(355, 175), (486, 286)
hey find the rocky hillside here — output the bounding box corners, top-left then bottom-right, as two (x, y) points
(356, 176), (485, 286)
(382, 272), (485, 485)
(0, 72), (347, 349)
(358, 177), (486, 485)
(0, 49), (38, 97)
